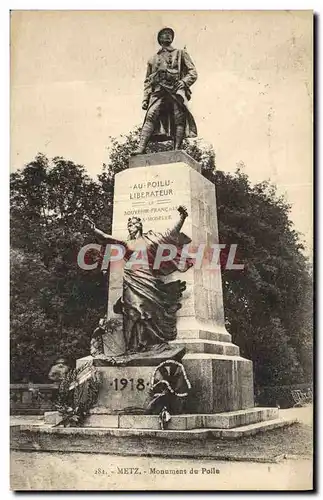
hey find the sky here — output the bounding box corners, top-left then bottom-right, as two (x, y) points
(10, 10), (313, 253)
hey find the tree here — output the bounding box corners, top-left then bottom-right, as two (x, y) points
(10, 155), (109, 381)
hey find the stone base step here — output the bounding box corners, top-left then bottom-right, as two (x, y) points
(201, 407), (279, 429)
(177, 329), (232, 343)
(11, 417), (297, 457)
(171, 339), (240, 356)
(44, 407), (279, 430)
(129, 150), (201, 172)
(210, 418), (297, 439)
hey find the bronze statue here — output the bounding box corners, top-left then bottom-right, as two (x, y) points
(84, 206), (192, 354)
(133, 27), (198, 155)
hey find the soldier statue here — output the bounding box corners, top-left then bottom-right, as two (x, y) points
(133, 27), (198, 155)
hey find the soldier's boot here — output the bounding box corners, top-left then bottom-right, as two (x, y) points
(174, 125), (185, 150)
(132, 122), (154, 155)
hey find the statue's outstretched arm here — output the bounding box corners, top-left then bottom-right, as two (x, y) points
(83, 216), (125, 246)
(170, 206), (188, 234)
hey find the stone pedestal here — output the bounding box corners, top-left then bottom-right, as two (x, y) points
(77, 347), (185, 413)
(87, 364), (152, 413)
(101, 151), (254, 414)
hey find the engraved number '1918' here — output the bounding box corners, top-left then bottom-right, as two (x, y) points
(112, 378), (146, 391)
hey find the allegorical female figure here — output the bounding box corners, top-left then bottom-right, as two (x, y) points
(85, 206), (192, 354)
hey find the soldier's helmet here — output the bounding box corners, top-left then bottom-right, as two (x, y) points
(157, 27), (175, 44)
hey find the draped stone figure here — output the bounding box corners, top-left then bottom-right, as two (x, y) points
(84, 206), (192, 354)
(132, 27), (198, 155)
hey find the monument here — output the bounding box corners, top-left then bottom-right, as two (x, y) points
(74, 28), (287, 433)
(25, 27), (296, 448)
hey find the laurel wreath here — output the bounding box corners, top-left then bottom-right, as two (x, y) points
(54, 363), (101, 427)
(150, 359), (191, 398)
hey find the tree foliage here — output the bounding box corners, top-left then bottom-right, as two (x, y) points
(10, 155), (108, 381)
(10, 135), (312, 386)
